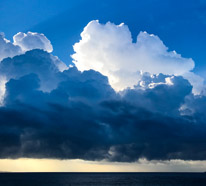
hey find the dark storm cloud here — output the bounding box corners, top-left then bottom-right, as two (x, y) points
(0, 49), (206, 162)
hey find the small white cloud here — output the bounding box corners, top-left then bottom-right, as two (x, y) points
(0, 32), (53, 63)
(13, 32), (53, 53)
(72, 20), (199, 93)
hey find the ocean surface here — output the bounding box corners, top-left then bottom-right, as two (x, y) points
(0, 172), (206, 186)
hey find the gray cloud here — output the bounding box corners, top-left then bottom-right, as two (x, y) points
(0, 49), (205, 162)
(0, 49), (66, 93)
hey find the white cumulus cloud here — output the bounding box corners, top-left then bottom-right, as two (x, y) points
(13, 32), (53, 53)
(0, 32), (53, 63)
(72, 20), (203, 94)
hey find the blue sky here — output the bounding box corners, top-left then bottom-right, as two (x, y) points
(1, 0), (206, 75)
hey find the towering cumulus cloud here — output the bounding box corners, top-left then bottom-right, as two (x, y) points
(72, 20), (203, 94)
(0, 21), (206, 162)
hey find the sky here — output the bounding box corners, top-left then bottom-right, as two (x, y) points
(1, 0), (206, 172)
(1, 0), (206, 71)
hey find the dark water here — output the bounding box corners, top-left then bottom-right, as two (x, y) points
(0, 172), (206, 186)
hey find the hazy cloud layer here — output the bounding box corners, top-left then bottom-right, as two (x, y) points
(0, 21), (206, 162)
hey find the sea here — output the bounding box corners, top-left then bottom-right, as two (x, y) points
(0, 172), (206, 186)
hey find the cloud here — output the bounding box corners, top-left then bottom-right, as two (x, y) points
(0, 64), (206, 161)
(13, 32), (53, 53)
(0, 49), (68, 105)
(0, 32), (53, 63)
(0, 32), (66, 103)
(72, 20), (203, 94)
(0, 22), (206, 162)
(123, 74), (192, 116)
(0, 33), (22, 62)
